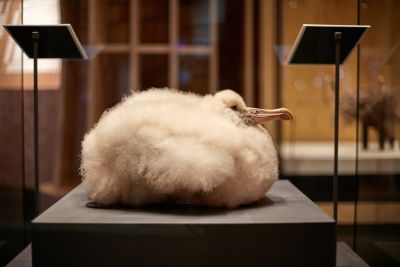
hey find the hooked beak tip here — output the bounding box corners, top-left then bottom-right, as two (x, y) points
(246, 107), (293, 124)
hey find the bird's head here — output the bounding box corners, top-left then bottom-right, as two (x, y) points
(213, 89), (293, 125)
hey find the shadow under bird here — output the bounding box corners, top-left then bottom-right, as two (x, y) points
(81, 88), (293, 208)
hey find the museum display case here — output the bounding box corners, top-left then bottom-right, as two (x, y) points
(1, 0), (399, 266)
(354, 1), (400, 266)
(278, 1), (400, 266)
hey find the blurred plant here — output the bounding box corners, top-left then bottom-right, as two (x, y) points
(341, 79), (400, 150)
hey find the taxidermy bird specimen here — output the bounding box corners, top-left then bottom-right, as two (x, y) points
(81, 88), (293, 208)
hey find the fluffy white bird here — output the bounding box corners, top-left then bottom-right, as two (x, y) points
(80, 88), (292, 208)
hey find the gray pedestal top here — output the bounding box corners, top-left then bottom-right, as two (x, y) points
(33, 180), (334, 225)
(31, 180), (336, 267)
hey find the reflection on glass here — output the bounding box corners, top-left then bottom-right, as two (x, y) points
(140, 0), (169, 43)
(355, 1), (400, 266)
(179, 55), (208, 94)
(139, 55), (169, 90)
(278, 1), (400, 265)
(179, 0), (210, 45)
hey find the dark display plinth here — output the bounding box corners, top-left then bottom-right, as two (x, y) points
(8, 243), (369, 267)
(31, 180), (335, 267)
(7, 242), (369, 267)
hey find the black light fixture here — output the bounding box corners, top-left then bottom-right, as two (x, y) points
(3, 24), (87, 216)
(287, 24), (369, 222)
(286, 24), (369, 265)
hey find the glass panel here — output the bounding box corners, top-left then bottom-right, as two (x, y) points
(140, 0), (169, 43)
(0, 0), (25, 265)
(179, 55), (209, 94)
(355, 1), (400, 266)
(179, 0), (210, 45)
(139, 54), (169, 90)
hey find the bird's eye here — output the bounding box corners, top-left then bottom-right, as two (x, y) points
(230, 104), (238, 111)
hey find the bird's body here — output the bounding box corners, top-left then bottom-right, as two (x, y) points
(81, 88), (292, 208)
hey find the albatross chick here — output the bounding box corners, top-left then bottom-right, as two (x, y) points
(81, 88), (293, 208)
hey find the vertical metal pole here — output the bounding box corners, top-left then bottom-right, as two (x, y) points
(333, 32), (341, 223)
(32, 31), (39, 216)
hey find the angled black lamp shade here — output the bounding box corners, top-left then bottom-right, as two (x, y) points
(3, 24), (87, 217)
(286, 24), (369, 222)
(287, 24), (369, 64)
(3, 24), (87, 58)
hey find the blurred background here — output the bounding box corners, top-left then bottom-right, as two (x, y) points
(0, 0), (399, 266)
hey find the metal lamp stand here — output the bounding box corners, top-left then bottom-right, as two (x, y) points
(286, 24), (369, 266)
(333, 32), (341, 222)
(3, 24), (88, 217)
(32, 31), (40, 216)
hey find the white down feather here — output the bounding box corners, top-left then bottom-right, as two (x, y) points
(80, 88), (278, 208)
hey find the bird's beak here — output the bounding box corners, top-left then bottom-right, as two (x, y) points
(246, 107), (293, 124)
